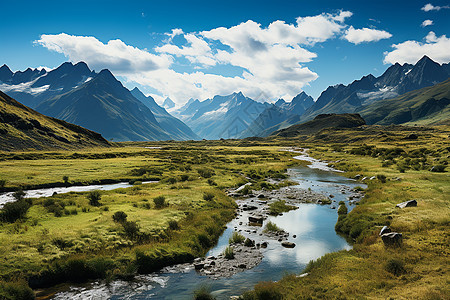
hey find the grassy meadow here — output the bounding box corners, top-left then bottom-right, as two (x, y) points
(0, 142), (295, 299)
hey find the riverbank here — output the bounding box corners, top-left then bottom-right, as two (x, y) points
(242, 127), (449, 299)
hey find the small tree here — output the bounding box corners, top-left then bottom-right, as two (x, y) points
(62, 176), (69, 185)
(87, 190), (101, 206)
(122, 221), (140, 240)
(112, 211), (127, 223)
(153, 196), (166, 208)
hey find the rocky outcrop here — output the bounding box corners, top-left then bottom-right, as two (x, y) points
(396, 200), (417, 208)
(381, 232), (403, 246)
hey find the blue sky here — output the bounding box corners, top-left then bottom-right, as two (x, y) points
(1, 0), (449, 104)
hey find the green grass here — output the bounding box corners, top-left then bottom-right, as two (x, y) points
(268, 200), (297, 215)
(263, 221), (284, 233)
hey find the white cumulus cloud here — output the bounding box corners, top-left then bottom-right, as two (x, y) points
(344, 26), (392, 44)
(383, 31), (450, 64)
(421, 19), (434, 27)
(421, 3), (450, 11)
(35, 33), (173, 74)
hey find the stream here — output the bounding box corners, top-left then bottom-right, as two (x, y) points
(0, 181), (158, 207)
(51, 152), (366, 300)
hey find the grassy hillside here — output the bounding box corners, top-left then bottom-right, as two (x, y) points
(358, 78), (450, 125)
(0, 91), (110, 151)
(271, 113), (366, 137)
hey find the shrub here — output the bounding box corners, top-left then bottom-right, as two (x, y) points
(1, 200), (30, 223)
(180, 174), (189, 182)
(203, 192), (215, 201)
(153, 196), (166, 208)
(207, 179), (217, 186)
(338, 203), (348, 215)
(193, 286), (215, 300)
(112, 211), (127, 223)
(0, 179), (6, 188)
(268, 200), (296, 215)
(0, 280), (34, 300)
(242, 281), (283, 300)
(166, 177), (177, 184)
(263, 221), (283, 233)
(87, 191), (101, 206)
(168, 220), (179, 230)
(385, 259), (406, 276)
(376, 174), (387, 183)
(122, 221), (140, 240)
(229, 231), (245, 244)
(62, 176), (69, 184)
(197, 168), (215, 178)
(223, 246), (234, 259)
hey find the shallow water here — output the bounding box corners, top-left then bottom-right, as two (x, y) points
(0, 181), (158, 206)
(53, 164), (364, 300)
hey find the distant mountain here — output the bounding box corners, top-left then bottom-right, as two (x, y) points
(271, 113), (366, 137)
(162, 97), (175, 109)
(0, 90), (109, 151)
(240, 92), (314, 138)
(358, 78), (450, 126)
(36, 69), (171, 142)
(130, 88), (199, 140)
(174, 92), (270, 139)
(300, 55), (450, 122)
(0, 62), (95, 108)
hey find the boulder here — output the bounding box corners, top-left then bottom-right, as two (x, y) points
(194, 263), (205, 270)
(257, 194), (265, 198)
(381, 232), (403, 246)
(243, 205), (258, 211)
(260, 242), (268, 248)
(396, 200), (417, 209)
(379, 226), (391, 236)
(248, 215), (264, 224)
(281, 241), (296, 248)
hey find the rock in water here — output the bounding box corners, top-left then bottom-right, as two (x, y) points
(396, 200), (417, 208)
(381, 232), (403, 246)
(281, 242), (296, 248)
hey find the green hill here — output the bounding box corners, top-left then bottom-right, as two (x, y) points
(0, 91), (110, 151)
(271, 113), (366, 137)
(358, 78), (450, 126)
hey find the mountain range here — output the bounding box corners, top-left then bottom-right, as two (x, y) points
(0, 62), (198, 141)
(0, 55), (449, 142)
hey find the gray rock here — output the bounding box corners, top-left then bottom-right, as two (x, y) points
(260, 242), (268, 248)
(379, 226), (391, 236)
(396, 200), (417, 208)
(381, 232), (403, 246)
(281, 241), (296, 248)
(194, 263), (205, 270)
(248, 215), (264, 223)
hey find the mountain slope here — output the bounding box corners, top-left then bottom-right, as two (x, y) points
(175, 92), (270, 139)
(0, 91), (109, 151)
(300, 56), (450, 122)
(130, 88), (199, 140)
(36, 70), (171, 142)
(240, 92), (314, 138)
(358, 78), (450, 125)
(271, 113), (366, 137)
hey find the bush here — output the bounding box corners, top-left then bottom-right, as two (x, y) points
(62, 176), (69, 184)
(207, 179), (217, 186)
(168, 220), (179, 230)
(197, 168), (215, 178)
(268, 200), (296, 215)
(338, 203), (348, 215)
(193, 286), (215, 300)
(223, 246), (234, 259)
(0, 280), (34, 300)
(122, 221), (140, 240)
(242, 281), (283, 300)
(153, 196), (166, 208)
(180, 174), (189, 182)
(87, 191), (101, 206)
(376, 174), (387, 183)
(203, 192), (215, 201)
(112, 211), (127, 223)
(166, 177), (177, 184)
(0, 179), (6, 188)
(229, 231), (245, 244)
(263, 221), (283, 233)
(1, 200), (30, 223)
(385, 259), (406, 276)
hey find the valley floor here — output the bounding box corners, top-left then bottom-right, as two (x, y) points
(0, 125), (449, 299)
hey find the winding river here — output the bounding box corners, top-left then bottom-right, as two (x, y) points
(50, 153), (365, 299)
